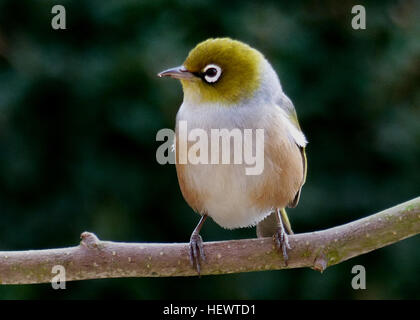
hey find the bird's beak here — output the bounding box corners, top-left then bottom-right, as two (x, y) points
(157, 65), (196, 80)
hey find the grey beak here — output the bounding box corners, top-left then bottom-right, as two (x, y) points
(157, 65), (196, 80)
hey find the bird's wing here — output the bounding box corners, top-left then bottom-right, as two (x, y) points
(276, 94), (307, 208)
(256, 94), (307, 238)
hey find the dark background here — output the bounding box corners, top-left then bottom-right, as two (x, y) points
(0, 0), (419, 299)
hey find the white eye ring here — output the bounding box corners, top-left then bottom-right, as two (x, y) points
(203, 64), (222, 83)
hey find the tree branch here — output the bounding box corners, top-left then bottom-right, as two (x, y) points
(0, 197), (419, 284)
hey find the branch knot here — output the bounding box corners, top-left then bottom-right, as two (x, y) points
(80, 232), (101, 249)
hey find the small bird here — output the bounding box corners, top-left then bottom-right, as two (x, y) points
(158, 38), (307, 274)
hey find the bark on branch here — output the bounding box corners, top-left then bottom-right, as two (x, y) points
(0, 197), (419, 284)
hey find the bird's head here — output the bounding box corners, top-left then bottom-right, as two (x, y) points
(158, 38), (264, 106)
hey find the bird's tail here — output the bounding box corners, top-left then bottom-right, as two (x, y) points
(256, 208), (294, 238)
(280, 208), (294, 235)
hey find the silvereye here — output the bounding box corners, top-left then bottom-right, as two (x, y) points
(158, 38), (307, 274)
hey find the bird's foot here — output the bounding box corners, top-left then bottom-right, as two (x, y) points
(189, 233), (205, 275)
(274, 227), (291, 266)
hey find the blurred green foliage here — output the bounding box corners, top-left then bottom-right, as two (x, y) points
(0, 0), (419, 299)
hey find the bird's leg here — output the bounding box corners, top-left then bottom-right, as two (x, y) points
(274, 208), (292, 266)
(189, 214), (207, 275)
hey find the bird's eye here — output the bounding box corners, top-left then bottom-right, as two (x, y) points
(203, 64), (222, 84)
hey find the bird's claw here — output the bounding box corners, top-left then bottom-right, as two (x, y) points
(189, 233), (205, 275)
(274, 227), (291, 266)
